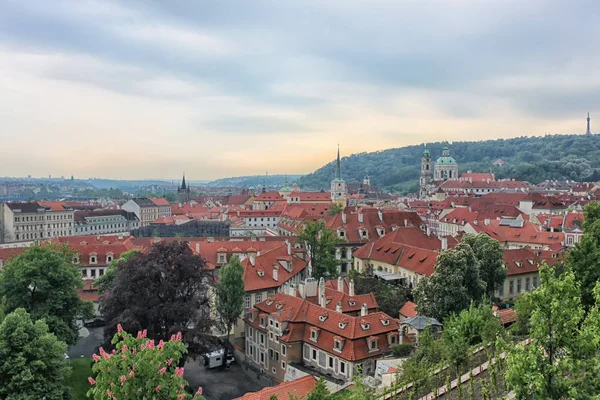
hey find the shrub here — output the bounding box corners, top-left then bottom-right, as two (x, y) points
(391, 343), (413, 357)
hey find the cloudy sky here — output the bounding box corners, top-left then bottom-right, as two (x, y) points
(0, 1), (597, 180)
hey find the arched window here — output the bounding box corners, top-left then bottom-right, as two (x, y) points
(425, 164), (429, 170)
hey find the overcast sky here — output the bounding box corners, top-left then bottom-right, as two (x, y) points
(0, 0), (597, 180)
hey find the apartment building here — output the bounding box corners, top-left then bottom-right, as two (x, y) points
(74, 209), (140, 235)
(1, 201), (75, 243)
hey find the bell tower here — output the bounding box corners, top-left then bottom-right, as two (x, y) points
(419, 145), (433, 199)
(330, 145), (348, 207)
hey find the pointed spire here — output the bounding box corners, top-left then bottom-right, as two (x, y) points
(180, 173), (187, 190)
(335, 144), (341, 179)
(587, 112), (592, 135)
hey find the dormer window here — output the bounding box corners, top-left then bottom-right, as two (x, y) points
(381, 319), (390, 326)
(338, 229), (346, 238)
(368, 337), (379, 352)
(319, 313), (329, 322)
(218, 253), (227, 264)
(275, 302), (284, 310)
(90, 253), (97, 264)
(266, 299), (274, 306)
(338, 319), (348, 329)
(310, 327), (320, 342)
(361, 229), (368, 239)
(360, 322), (370, 330)
(260, 317), (266, 327)
(257, 270), (265, 277)
(333, 338), (344, 353)
(106, 253), (113, 263)
(348, 300), (356, 307)
(72, 255), (80, 264)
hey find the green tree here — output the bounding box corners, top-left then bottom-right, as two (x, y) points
(305, 378), (331, 400)
(297, 221), (340, 280)
(443, 302), (503, 348)
(0, 308), (70, 399)
(461, 234), (506, 299)
(566, 201), (600, 310)
(0, 245), (93, 345)
(328, 203), (343, 216)
(505, 264), (600, 399)
(93, 250), (141, 294)
(215, 256), (245, 362)
(88, 326), (205, 400)
(414, 242), (485, 321)
(442, 321), (471, 388)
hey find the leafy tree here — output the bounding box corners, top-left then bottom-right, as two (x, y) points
(567, 201), (600, 310)
(504, 264), (600, 399)
(0, 245), (93, 345)
(305, 378), (331, 400)
(443, 302), (503, 348)
(88, 326), (205, 400)
(0, 308), (70, 399)
(297, 221), (340, 280)
(328, 203), (343, 216)
(353, 274), (407, 318)
(461, 234), (506, 299)
(100, 241), (214, 357)
(215, 256), (245, 363)
(414, 242), (485, 321)
(93, 250), (141, 294)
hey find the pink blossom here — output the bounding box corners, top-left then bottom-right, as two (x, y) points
(137, 331), (143, 338)
(92, 354), (100, 362)
(170, 334), (176, 341)
(176, 332), (182, 341)
(196, 387), (203, 395)
(117, 323), (123, 333)
(129, 371), (134, 378)
(112, 349), (117, 355)
(107, 389), (113, 397)
(178, 394), (186, 400)
(157, 340), (165, 349)
(132, 348), (137, 355)
(156, 385), (162, 392)
(167, 358), (174, 366)
(88, 377), (96, 385)
(175, 367), (184, 377)
(158, 367), (167, 375)
(122, 354), (126, 360)
(147, 340), (155, 350)
(120, 375), (126, 385)
(142, 329), (147, 338)
(122, 344), (128, 352)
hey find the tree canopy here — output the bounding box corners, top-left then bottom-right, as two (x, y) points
(461, 234), (506, 299)
(100, 241), (214, 356)
(0, 245), (93, 345)
(297, 221), (340, 281)
(0, 308), (71, 400)
(296, 134), (600, 194)
(215, 256), (245, 348)
(353, 273), (407, 318)
(505, 264), (600, 399)
(414, 242), (485, 321)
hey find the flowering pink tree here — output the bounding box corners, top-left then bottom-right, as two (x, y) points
(87, 325), (204, 400)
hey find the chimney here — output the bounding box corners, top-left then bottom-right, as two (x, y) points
(361, 303), (368, 316)
(378, 209), (383, 222)
(338, 276), (344, 292)
(349, 279), (355, 296)
(273, 265), (279, 282)
(358, 211), (363, 223)
(287, 283), (295, 297)
(305, 277), (317, 297)
(336, 301), (342, 313)
(404, 219), (408, 227)
(342, 212), (347, 224)
(318, 277), (325, 306)
(474, 219), (478, 226)
(298, 281), (307, 299)
(178, 203), (182, 208)
(249, 253), (256, 266)
(118, 233), (123, 240)
(195, 242), (200, 254)
(287, 240), (292, 256)
(426, 226), (431, 237)
(484, 218), (490, 226)
(441, 236), (448, 251)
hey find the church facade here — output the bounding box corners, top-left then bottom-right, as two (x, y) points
(419, 145), (459, 199)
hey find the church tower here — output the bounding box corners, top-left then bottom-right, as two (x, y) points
(330, 146), (348, 207)
(419, 145), (433, 199)
(177, 173), (190, 203)
(586, 112), (592, 136)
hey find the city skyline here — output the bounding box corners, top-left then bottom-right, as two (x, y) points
(0, 0), (598, 180)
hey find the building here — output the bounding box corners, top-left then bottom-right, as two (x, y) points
(434, 146), (459, 182)
(419, 146), (434, 199)
(74, 209), (140, 236)
(122, 198), (172, 226)
(244, 286), (400, 383)
(463, 219), (565, 250)
(178, 173), (191, 203)
(330, 147), (348, 207)
(234, 376), (317, 400)
(1, 201), (75, 243)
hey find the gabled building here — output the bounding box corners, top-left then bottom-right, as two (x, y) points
(244, 286), (400, 383)
(1, 201), (75, 243)
(122, 197), (172, 226)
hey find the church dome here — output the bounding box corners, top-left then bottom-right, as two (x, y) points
(436, 146), (457, 164)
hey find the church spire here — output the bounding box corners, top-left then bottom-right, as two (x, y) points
(587, 112), (591, 135)
(180, 173), (187, 190)
(335, 144), (341, 179)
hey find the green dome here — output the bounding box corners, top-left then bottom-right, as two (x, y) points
(280, 185), (293, 192)
(249, 185), (255, 190)
(436, 156), (457, 164)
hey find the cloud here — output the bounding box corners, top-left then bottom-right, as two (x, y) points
(0, 0), (598, 179)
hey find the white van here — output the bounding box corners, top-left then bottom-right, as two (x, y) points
(203, 349), (235, 369)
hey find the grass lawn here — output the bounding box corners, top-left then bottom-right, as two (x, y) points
(65, 358), (92, 399)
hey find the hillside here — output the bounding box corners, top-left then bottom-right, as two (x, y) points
(204, 174), (302, 188)
(297, 134), (600, 194)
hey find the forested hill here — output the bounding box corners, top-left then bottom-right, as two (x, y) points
(297, 134), (600, 194)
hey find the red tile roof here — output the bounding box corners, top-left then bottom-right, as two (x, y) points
(38, 201), (72, 212)
(241, 244), (309, 292)
(399, 301), (418, 318)
(503, 248), (562, 276)
(289, 192), (332, 202)
(150, 197), (171, 207)
(234, 376), (317, 400)
(497, 308), (518, 325)
(472, 220), (565, 247)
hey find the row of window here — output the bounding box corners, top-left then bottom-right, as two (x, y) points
(16, 230), (72, 240)
(499, 275), (538, 297)
(14, 214), (72, 222)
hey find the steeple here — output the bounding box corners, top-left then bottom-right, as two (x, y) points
(587, 112), (591, 135)
(180, 173), (187, 190)
(335, 144), (341, 179)
(177, 172), (190, 203)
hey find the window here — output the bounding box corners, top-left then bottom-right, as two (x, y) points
(312, 349), (317, 360)
(260, 334), (265, 345)
(90, 255), (97, 264)
(517, 279), (522, 293)
(369, 339), (378, 351)
(281, 344), (286, 356)
(282, 361), (286, 370)
(525, 277), (531, 291)
(328, 356), (334, 368)
(269, 349), (273, 359)
(310, 329), (319, 342)
(269, 319), (273, 326)
(275, 322), (279, 329)
(340, 361), (346, 374)
(245, 296), (251, 309)
(509, 280), (514, 295)
(498, 283), (504, 297)
(334, 339), (342, 352)
(260, 317), (266, 327)
(275, 351), (279, 361)
(390, 335), (397, 344)
(255, 294), (262, 304)
(533, 276), (538, 288)
(260, 353), (265, 364)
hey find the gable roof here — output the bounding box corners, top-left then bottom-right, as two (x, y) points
(234, 376), (317, 400)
